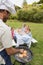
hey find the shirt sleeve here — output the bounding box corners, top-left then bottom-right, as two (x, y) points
(0, 27), (5, 38)
(1, 28), (13, 48)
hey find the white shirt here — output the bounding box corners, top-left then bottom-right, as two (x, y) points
(0, 19), (13, 64)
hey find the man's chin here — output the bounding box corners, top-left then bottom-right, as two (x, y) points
(3, 19), (7, 23)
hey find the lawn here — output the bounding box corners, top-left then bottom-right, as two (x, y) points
(6, 20), (43, 65)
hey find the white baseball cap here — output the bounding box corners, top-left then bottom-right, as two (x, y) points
(0, 0), (16, 14)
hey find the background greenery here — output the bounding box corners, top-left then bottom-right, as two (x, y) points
(6, 20), (43, 65)
(9, 3), (43, 23)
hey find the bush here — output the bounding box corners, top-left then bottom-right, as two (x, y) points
(9, 7), (43, 23)
(40, 4), (43, 9)
(17, 8), (43, 23)
(33, 10), (43, 23)
(9, 14), (18, 20)
(17, 10), (28, 21)
(17, 9), (35, 21)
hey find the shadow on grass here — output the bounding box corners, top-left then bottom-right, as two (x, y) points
(31, 43), (37, 47)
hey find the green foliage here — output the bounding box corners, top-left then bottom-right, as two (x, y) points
(23, 0), (28, 8)
(15, 6), (21, 11)
(39, 0), (43, 3)
(17, 9), (29, 21)
(17, 7), (43, 23)
(9, 4), (43, 23)
(40, 4), (43, 9)
(33, 10), (43, 23)
(9, 14), (18, 20)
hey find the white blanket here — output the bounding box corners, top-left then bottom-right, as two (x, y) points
(13, 31), (38, 48)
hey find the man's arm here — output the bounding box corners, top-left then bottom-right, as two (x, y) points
(1, 28), (24, 55)
(5, 47), (24, 55)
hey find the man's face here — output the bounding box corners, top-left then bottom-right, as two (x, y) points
(3, 10), (10, 22)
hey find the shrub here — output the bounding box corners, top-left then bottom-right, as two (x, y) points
(9, 7), (43, 23)
(17, 8), (43, 23)
(33, 10), (43, 23)
(9, 14), (18, 20)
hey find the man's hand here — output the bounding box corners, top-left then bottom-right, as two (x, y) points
(19, 49), (24, 54)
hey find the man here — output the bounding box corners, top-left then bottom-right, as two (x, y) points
(0, 0), (24, 65)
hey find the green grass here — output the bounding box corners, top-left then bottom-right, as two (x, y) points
(6, 20), (43, 65)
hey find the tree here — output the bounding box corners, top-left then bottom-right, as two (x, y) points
(15, 6), (21, 11)
(22, 0), (28, 8)
(38, 0), (43, 3)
